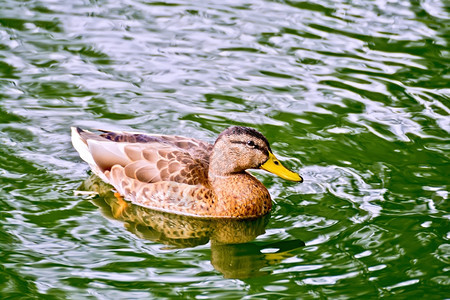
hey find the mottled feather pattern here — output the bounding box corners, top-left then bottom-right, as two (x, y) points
(101, 131), (213, 161)
(121, 144), (210, 186)
(106, 165), (216, 217)
(71, 126), (287, 218)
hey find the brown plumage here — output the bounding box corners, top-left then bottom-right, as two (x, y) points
(71, 126), (302, 218)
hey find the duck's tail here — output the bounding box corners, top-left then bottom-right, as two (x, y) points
(71, 127), (115, 183)
(71, 127), (97, 166)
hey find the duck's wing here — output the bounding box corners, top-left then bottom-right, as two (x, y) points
(71, 127), (210, 186)
(98, 129), (213, 162)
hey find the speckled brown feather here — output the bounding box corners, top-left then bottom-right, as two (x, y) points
(78, 130), (211, 186)
(72, 127), (277, 218)
(100, 131), (213, 163)
(102, 164), (271, 218)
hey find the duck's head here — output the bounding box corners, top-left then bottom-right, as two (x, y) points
(209, 126), (303, 182)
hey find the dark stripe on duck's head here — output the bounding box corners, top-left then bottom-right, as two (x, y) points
(216, 126), (272, 151)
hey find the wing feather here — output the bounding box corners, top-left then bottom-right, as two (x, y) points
(73, 128), (211, 186)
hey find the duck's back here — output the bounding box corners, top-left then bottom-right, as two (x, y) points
(72, 128), (212, 186)
(99, 130), (213, 163)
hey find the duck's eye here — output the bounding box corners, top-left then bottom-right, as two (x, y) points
(247, 140), (255, 147)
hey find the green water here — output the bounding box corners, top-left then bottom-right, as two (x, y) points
(0, 0), (449, 298)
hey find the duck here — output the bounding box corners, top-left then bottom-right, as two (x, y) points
(71, 126), (302, 219)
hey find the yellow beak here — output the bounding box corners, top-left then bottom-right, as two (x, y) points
(260, 152), (303, 182)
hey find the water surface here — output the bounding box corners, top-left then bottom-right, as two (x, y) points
(0, 0), (449, 298)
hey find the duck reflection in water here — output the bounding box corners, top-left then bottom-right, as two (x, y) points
(79, 174), (305, 279)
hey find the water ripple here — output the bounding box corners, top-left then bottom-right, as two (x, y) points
(0, 0), (449, 298)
